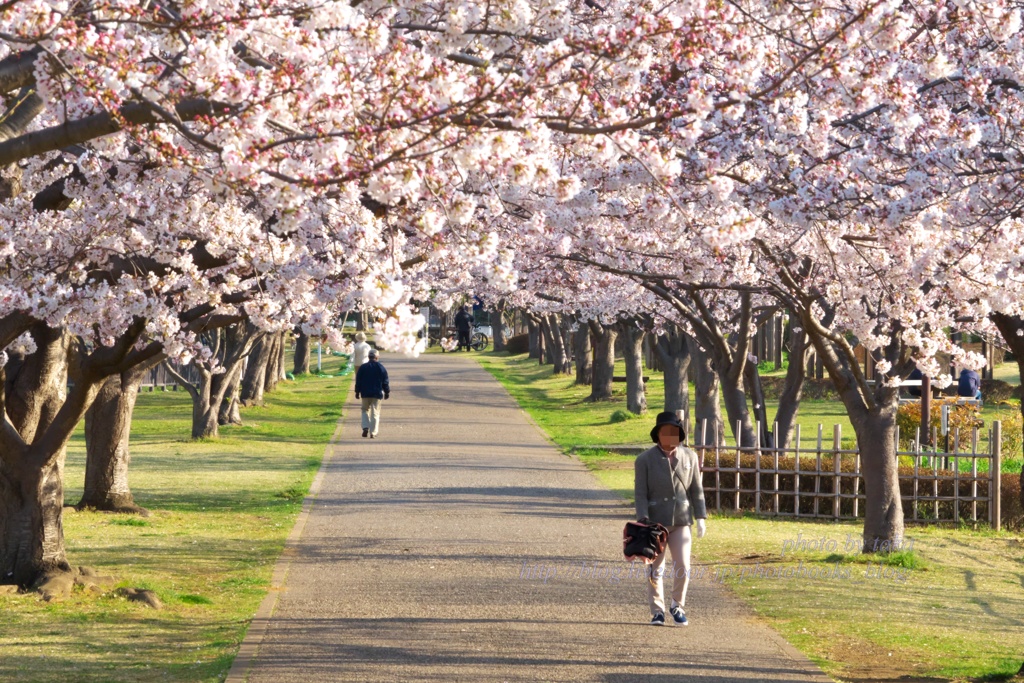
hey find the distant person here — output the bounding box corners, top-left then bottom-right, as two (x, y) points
(454, 305), (473, 352)
(634, 412), (707, 626)
(352, 332), (371, 367)
(907, 367), (923, 397)
(354, 349), (389, 439)
(957, 368), (982, 402)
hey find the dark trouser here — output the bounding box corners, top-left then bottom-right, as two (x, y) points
(457, 329), (471, 350)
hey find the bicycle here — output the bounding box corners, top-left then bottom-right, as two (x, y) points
(426, 325), (488, 351)
(470, 328), (489, 351)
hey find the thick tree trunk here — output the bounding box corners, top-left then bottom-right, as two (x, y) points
(1, 325), (75, 587)
(720, 367), (757, 448)
(798, 303), (905, 551)
(191, 384), (219, 439)
(573, 321), (593, 386)
(618, 321), (647, 414)
(218, 363), (243, 426)
(0, 456), (69, 586)
(541, 314), (571, 375)
(264, 333), (283, 393)
(293, 331), (311, 375)
(990, 312), (1024, 512)
(490, 307), (507, 352)
(848, 398), (904, 551)
(774, 322), (810, 449)
(241, 335), (272, 405)
(527, 317), (541, 359)
(655, 325), (690, 415)
(691, 339), (725, 447)
(78, 359), (160, 514)
(588, 322), (618, 402)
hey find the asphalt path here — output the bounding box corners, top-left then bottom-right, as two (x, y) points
(233, 352), (832, 683)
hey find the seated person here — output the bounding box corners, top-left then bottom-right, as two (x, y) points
(957, 368), (982, 402)
(906, 367), (923, 397)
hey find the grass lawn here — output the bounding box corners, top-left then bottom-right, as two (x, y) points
(0, 354), (350, 683)
(478, 350), (1024, 682)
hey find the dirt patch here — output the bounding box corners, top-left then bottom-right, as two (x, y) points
(819, 632), (933, 681)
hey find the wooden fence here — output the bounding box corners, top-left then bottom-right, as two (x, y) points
(135, 361), (201, 389)
(691, 419), (1003, 530)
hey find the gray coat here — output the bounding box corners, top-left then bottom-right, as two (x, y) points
(634, 445), (707, 527)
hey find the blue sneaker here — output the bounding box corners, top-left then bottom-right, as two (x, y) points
(650, 612), (665, 626)
(670, 606), (688, 626)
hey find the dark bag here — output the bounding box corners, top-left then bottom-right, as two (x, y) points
(623, 519), (669, 563)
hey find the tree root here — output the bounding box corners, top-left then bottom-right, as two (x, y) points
(75, 499), (151, 517)
(30, 566), (117, 601)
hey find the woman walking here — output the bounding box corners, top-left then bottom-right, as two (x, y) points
(634, 411), (707, 626)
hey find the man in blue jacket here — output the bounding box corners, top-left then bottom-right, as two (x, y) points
(354, 349), (390, 438)
(454, 305), (473, 352)
(957, 368), (982, 402)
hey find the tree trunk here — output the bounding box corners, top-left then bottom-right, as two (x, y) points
(691, 338), (725, 447)
(264, 333), (283, 393)
(588, 322), (618, 402)
(218, 362), (244, 426)
(241, 335), (272, 405)
(527, 317), (541, 359)
(848, 397), (904, 552)
(718, 362), (757, 448)
(797, 303), (905, 551)
(655, 324), (690, 415)
(618, 321), (647, 414)
(744, 361), (772, 447)
(990, 313), (1024, 513)
(167, 324), (263, 438)
(191, 380), (219, 439)
(774, 322), (810, 449)
(1, 325), (75, 586)
(490, 307), (507, 352)
(293, 331), (311, 375)
(0, 456), (69, 587)
(78, 358), (161, 514)
(559, 318), (575, 374)
(574, 321), (593, 386)
(541, 314), (571, 375)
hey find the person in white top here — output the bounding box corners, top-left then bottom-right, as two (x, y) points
(352, 332), (372, 367)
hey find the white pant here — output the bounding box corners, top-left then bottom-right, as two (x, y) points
(647, 525), (692, 616)
(361, 397), (381, 435)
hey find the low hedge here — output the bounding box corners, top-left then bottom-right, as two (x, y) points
(505, 333), (530, 355)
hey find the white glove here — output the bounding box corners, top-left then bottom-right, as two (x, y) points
(696, 519), (706, 539)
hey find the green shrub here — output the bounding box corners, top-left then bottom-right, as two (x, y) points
(610, 409), (637, 423)
(895, 400), (983, 451)
(994, 408), (1023, 461)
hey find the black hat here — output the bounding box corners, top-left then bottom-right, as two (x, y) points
(650, 411), (686, 443)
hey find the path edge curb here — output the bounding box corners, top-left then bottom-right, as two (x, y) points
(225, 394), (349, 683)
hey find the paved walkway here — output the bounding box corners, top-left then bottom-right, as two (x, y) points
(234, 353), (832, 682)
